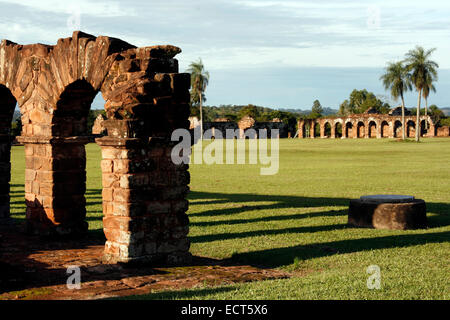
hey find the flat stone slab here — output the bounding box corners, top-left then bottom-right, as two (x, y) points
(348, 196), (427, 230)
(360, 195), (415, 203)
(0, 226), (290, 300)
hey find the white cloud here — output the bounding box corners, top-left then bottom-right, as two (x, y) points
(0, 0), (137, 18)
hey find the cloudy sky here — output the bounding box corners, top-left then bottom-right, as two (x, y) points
(1, 0), (449, 110)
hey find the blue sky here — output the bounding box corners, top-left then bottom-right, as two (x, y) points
(1, 0), (449, 110)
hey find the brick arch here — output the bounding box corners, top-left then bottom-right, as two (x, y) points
(357, 121), (365, 138)
(368, 120), (377, 138)
(344, 120), (353, 138)
(0, 31), (192, 264)
(380, 120), (390, 138)
(334, 121), (343, 138)
(0, 84), (16, 221)
(393, 120), (403, 138)
(323, 121), (332, 138)
(406, 120), (416, 138)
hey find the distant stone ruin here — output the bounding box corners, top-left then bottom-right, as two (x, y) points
(92, 114), (106, 135)
(298, 109), (437, 139)
(0, 31), (191, 264)
(190, 115), (289, 138)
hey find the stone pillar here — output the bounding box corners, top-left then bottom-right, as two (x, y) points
(330, 124), (336, 139)
(353, 123), (359, 139)
(17, 136), (90, 235)
(310, 123), (315, 139)
(388, 122), (394, 138)
(0, 134), (11, 221)
(297, 121), (303, 139)
(320, 123), (325, 138)
(97, 120), (191, 265)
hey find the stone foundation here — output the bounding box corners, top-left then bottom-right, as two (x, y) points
(348, 197), (427, 230)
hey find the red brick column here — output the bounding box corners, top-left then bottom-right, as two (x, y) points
(297, 120), (303, 138)
(17, 136), (90, 235)
(320, 123), (325, 138)
(97, 126), (191, 264)
(0, 134), (11, 221)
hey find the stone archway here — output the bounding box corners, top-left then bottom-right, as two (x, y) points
(357, 121), (365, 138)
(381, 121), (389, 138)
(368, 121), (377, 138)
(0, 31), (192, 264)
(335, 122), (343, 138)
(345, 122), (353, 138)
(0, 84), (16, 221)
(324, 122), (332, 138)
(394, 120), (402, 138)
(313, 122), (320, 138)
(407, 120), (415, 138)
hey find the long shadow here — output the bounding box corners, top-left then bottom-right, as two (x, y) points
(2, 187), (449, 295)
(228, 231), (450, 269)
(188, 191), (450, 228)
(191, 224), (348, 244)
(191, 209), (346, 228)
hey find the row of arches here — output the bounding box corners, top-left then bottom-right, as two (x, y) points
(299, 118), (434, 139)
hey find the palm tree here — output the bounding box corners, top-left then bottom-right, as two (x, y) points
(380, 61), (411, 140)
(404, 46), (438, 142)
(422, 73), (436, 131)
(186, 59), (210, 141)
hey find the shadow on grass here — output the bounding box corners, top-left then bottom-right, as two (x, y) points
(191, 209), (347, 228)
(190, 224), (348, 244)
(188, 191), (450, 228)
(228, 231), (450, 269)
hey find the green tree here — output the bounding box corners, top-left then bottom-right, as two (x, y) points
(11, 117), (22, 137)
(310, 100), (323, 118)
(380, 61), (412, 140)
(187, 58), (210, 140)
(404, 46), (439, 141)
(428, 104), (445, 125)
(339, 89), (391, 115)
(238, 104), (259, 120)
(422, 73), (436, 130)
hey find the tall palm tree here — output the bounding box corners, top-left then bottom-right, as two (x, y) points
(186, 59), (209, 141)
(380, 61), (411, 140)
(422, 73), (436, 131)
(404, 46), (438, 142)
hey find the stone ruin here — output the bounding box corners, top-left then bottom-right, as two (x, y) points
(0, 31), (192, 265)
(298, 110), (437, 139)
(189, 115), (289, 138)
(92, 114), (106, 135)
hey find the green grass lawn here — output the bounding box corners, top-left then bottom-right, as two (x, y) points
(9, 138), (450, 299)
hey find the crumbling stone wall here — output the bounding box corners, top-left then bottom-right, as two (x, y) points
(298, 113), (436, 139)
(92, 114), (106, 135)
(436, 126), (450, 137)
(0, 31), (191, 264)
(195, 116), (288, 138)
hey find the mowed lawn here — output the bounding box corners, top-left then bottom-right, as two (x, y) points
(9, 138), (450, 299)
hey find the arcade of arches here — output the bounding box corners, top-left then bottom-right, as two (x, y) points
(298, 114), (436, 139)
(0, 31), (191, 264)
